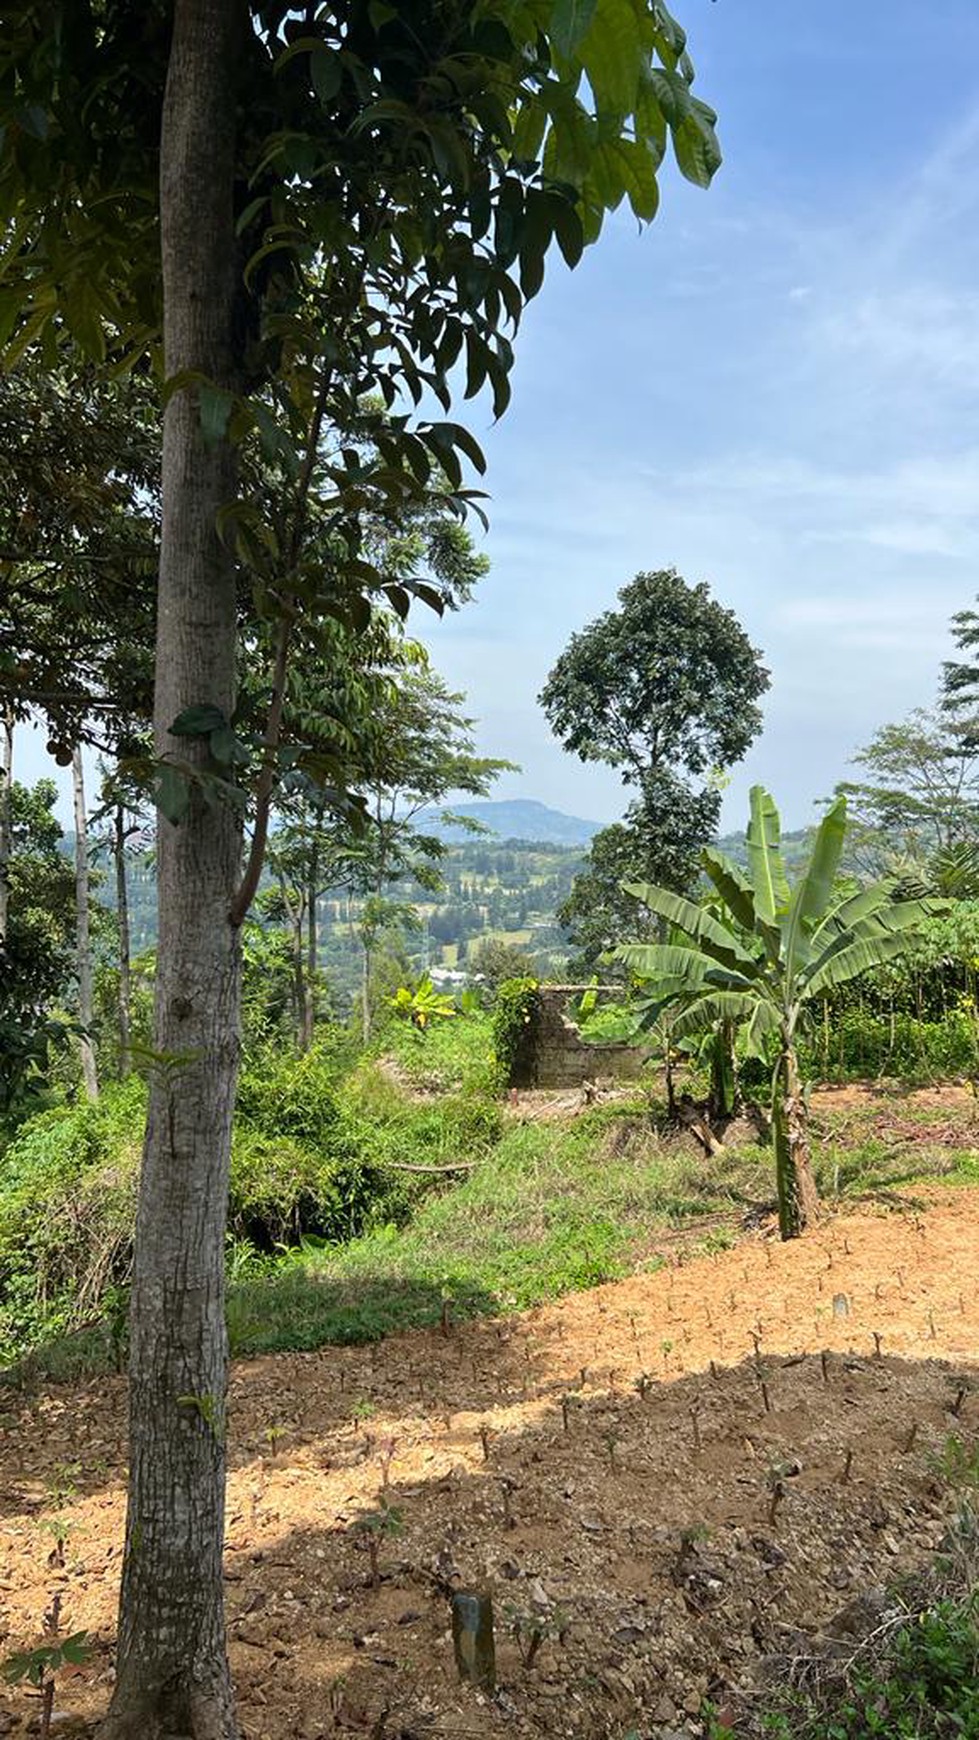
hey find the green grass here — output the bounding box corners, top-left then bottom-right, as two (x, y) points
(7, 998), (979, 1384)
(223, 1110), (765, 1356)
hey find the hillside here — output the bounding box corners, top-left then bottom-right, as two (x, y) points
(3, 1169), (977, 1739)
(416, 798), (599, 846)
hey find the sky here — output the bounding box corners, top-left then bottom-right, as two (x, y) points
(18, 1), (979, 831)
(421, 0), (979, 830)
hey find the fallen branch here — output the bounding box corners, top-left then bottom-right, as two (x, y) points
(375, 1159), (478, 1174)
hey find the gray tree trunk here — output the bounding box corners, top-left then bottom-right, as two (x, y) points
(72, 746), (99, 1101)
(302, 847), (319, 1051)
(114, 804), (132, 1078)
(0, 705), (12, 945)
(100, 1), (242, 1734)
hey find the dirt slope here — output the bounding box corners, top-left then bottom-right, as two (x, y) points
(2, 1188), (978, 1740)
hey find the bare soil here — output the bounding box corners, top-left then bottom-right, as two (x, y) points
(2, 1185), (979, 1740)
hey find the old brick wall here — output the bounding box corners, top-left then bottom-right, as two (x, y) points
(509, 987), (646, 1090)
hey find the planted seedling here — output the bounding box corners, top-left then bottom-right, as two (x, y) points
(634, 1372), (653, 1403)
(264, 1422), (287, 1458)
(40, 1516), (75, 1569)
(352, 1499), (404, 1588)
(766, 1464), (787, 1526)
(506, 1603), (570, 1671)
(930, 1433), (979, 1492)
(2, 1632), (90, 1740)
(46, 1465), (80, 1510)
(499, 1475), (517, 1531)
(378, 1436), (397, 1491)
(602, 1427), (621, 1472)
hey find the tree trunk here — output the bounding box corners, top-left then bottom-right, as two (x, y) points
(772, 1041), (819, 1240)
(302, 876), (317, 1051)
(114, 804), (132, 1078)
(0, 704), (13, 945)
(100, 3), (241, 1735)
(361, 935), (371, 1045)
(72, 747), (99, 1101)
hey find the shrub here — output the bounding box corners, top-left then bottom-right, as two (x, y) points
(799, 1009), (978, 1083)
(491, 977), (539, 1090)
(0, 1080), (144, 1361)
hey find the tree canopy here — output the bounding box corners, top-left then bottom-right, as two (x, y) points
(540, 569), (768, 783)
(543, 571), (768, 923)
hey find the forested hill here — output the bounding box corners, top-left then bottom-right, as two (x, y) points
(416, 798), (598, 845)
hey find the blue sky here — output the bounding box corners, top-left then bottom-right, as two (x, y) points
(422, 0), (979, 829)
(20, 2), (979, 831)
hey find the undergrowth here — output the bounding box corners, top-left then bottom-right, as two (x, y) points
(5, 1005), (979, 1380)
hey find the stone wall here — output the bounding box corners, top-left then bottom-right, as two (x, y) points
(509, 986), (647, 1090)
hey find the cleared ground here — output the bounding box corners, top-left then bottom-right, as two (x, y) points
(1, 1143), (978, 1738)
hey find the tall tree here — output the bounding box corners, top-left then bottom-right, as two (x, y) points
(0, 704), (12, 943)
(943, 596), (979, 747)
(71, 747), (99, 1100)
(2, 5), (720, 1732)
(542, 570), (768, 944)
(0, 778), (77, 1117)
(837, 707), (979, 877)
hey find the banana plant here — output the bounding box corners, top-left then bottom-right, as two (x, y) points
(616, 787), (942, 1238)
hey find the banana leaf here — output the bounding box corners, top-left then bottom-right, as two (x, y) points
(746, 786), (790, 923)
(805, 928), (926, 997)
(666, 988), (758, 1042)
(621, 881), (758, 970)
(781, 795), (846, 980)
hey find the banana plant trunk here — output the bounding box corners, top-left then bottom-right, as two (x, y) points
(708, 1017), (737, 1123)
(772, 1037), (820, 1239)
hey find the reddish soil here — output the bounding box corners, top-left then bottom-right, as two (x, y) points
(2, 1188), (978, 1740)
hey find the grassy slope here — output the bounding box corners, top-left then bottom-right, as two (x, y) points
(9, 1012), (979, 1380)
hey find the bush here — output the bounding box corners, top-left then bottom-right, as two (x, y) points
(0, 1079), (144, 1361)
(799, 1009), (978, 1083)
(491, 977), (539, 1090)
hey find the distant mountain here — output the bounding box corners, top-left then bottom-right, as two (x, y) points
(419, 798), (599, 846)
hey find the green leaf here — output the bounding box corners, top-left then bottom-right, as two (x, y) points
(667, 989), (756, 1043)
(615, 942), (714, 984)
(671, 99), (722, 190)
(170, 705), (228, 738)
(622, 880), (758, 970)
(198, 382), (233, 448)
(311, 46), (342, 105)
(581, 0), (643, 116)
(805, 929), (927, 999)
(58, 1634), (90, 1667)
(782, 794), (847, 980)
(551, 0), (599, 60)
(700, 850), (758, 936)
(813, 881), (894, 945)
(155, 764), (191, 826)
(548, 195), (584, 268)
(745, 786), (789, 923)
